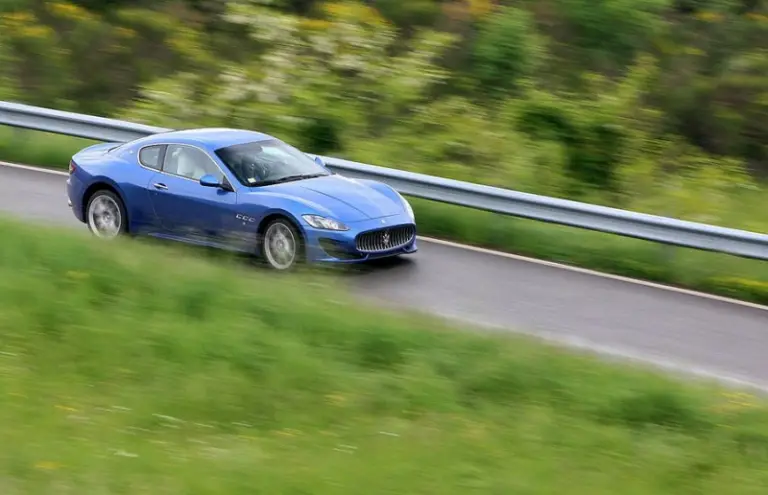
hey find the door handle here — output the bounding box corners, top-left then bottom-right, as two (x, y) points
(153, 182), (168, 190)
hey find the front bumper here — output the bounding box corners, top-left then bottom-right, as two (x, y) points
(302, 212), (417, 263)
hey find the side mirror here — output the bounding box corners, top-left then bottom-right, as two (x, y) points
(199, 174), (221, 188)
(314, 156), (326, 168)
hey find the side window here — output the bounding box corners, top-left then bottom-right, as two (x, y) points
(138, 145), (163, 170)
(163, 145), (224, 182)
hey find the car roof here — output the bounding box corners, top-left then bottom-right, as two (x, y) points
(133, 128), (276, 150)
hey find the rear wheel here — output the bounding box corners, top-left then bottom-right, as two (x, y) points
(261, 218), (303, 270)
(86, 189), (127, 239)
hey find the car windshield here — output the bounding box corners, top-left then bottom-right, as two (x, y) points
(214, 139), (331, 187)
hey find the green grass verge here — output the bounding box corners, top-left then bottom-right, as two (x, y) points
(0, 126), (99, 170)
(2, 215), (768, 493)
(2, 126), (768, 306)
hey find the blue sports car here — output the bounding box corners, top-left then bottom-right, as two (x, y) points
(66, 128), (417, 270)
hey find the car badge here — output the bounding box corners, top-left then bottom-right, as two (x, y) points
(382, 231), (390, 245)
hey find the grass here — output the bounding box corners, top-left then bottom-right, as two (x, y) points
(2, 216), (768, 493)
(0, 126), (99, 169)
(2, 125), (768, 306)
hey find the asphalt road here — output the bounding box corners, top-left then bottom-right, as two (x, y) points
(2, 163), (768, 389)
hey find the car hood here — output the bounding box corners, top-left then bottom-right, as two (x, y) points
(261, 175), (402, 222)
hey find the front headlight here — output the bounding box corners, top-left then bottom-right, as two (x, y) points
(397, 193), (415, 221)
(302, 214), (349, 231)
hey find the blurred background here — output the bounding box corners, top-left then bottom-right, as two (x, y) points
(1, 0), (766, 228)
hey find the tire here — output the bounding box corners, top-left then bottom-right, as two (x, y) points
(85, 189), (127, 239)
(260, 217), (303, 270)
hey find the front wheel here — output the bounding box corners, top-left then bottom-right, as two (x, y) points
(85, 189), (127, 239)
(261, 218), (303, 270)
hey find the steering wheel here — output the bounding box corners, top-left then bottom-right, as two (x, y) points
(232, 155), (272, 182)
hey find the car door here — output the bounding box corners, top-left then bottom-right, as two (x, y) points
(131, 143), (168, 235)
(147, 143), (239, 244)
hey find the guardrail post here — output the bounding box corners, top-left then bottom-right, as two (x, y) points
(661, 244), (675, 267)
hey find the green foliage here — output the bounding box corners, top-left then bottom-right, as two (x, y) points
(2, 0), (766, 183)
(517, 95), (625, 192)
(125, 1), (456, 151)
(0, 38), (18, 101)
(3, 216), (768, 491)
(373, 0), (443, 29)
(548, 0), (669, 72)
(0, 1), (216, 114)
(468, 6), (543, 98)
(700, 276), (768, 302)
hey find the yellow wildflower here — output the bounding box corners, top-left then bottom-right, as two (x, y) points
(324, 393), (346, 406)
(65, 270), (90, 280)
(695, 11), (723, 22)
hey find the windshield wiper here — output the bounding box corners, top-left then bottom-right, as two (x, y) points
(254, 173), (327, 186)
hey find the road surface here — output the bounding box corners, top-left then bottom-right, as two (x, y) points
(2, 162), (767, 390)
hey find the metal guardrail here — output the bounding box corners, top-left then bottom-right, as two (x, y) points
(2, 100), (768, 260)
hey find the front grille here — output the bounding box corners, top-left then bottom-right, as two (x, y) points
(355, 224), (416, 253)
